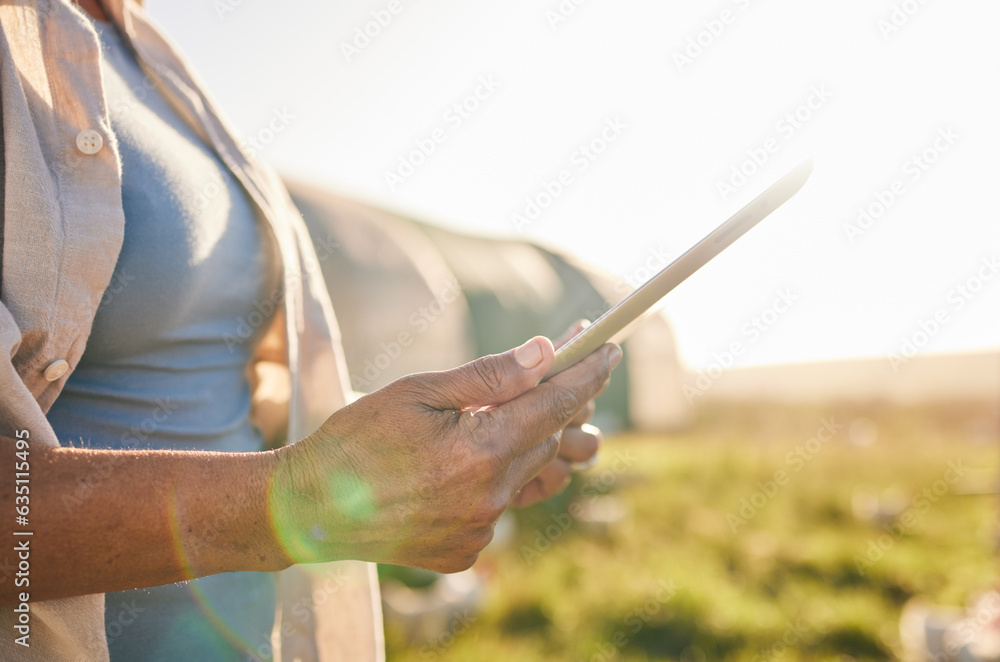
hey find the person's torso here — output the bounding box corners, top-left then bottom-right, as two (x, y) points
(46, 20), (281, 455)
(45, 20), (281, 661)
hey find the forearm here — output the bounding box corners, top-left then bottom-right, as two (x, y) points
(0, 437), (291, 604)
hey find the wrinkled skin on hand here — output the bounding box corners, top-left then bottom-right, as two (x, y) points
(270, 334), (619, 573)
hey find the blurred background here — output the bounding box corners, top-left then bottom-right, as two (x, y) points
(145, 0), (999, 659)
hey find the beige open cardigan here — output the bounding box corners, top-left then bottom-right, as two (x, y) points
(0, 0), (382, 659)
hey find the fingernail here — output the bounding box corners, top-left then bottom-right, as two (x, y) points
(570, 454), (599, 472)
(514, 338), (543, 369)
(608, 345), (622, 369)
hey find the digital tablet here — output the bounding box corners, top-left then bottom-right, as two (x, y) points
(544, 160), (813, 381)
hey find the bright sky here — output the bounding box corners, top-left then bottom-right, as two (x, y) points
(146, 0), (999, 370)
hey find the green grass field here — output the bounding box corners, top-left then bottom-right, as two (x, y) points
(383, 401), (999, 661)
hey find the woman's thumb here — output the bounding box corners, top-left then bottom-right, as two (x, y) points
(421, 337), (554, 411)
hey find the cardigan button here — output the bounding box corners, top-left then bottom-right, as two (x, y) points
(76, 130), (104, 155)
(43, 359), (70, 382)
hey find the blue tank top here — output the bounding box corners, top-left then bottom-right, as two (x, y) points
(46, 20), (282, 662)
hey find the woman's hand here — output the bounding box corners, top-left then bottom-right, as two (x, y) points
(270, 336), (620, 573)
